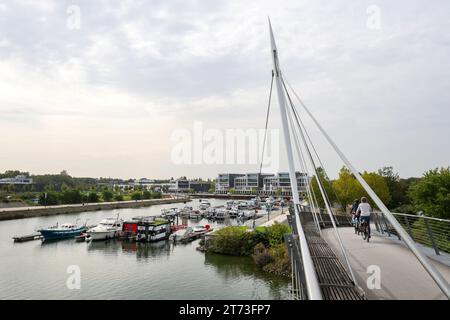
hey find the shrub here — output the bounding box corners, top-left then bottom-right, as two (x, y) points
(114, 194), (124, 201)
(131, 192), (143, 201)
(143, 190), (151, 200)
(252, 243), (274, 267)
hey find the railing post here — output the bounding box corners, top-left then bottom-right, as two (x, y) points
(404, 216), (413, 240)
(382, 214), (391, 237)
(423, 218), (440, 256)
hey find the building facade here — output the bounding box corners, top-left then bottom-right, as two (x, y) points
(215, 172), (308, 196)
(0, 175), (33, 185)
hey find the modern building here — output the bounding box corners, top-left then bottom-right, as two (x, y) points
(215, 172), (308, 196)
(234, 173), (273, 193)
(168, 178), (190, 193)
(215, 174), (244, 193)
(263, 172), (308, 196)
(190, 181), (213, 193)
(0, 175), (33, 185)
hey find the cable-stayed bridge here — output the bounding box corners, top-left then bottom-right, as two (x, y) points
(267, 20), (450, 300)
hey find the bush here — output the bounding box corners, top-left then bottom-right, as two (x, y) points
(114, 194), (124, 201)
(143, 190), (151, 200)
(252, 243), (274, 267)
(38, 191), (59, 205)
(262, 244), (291, 277)
(131, 192), (143, 201)
(88, 192), (99, 203)
(151, 191), (162, 199)
(102, 189), (114, 202)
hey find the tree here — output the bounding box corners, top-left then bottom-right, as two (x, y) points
(333, 167), (363, 209)
(88, 192), (99, 203)
(102, 189), (114, 202)
(114, 193), (124, 201)
(131, 191), (142, 201)
(361, 171), (391, 207)
(38, 191), (59, 205)
(311, 167), (337, 208)
(142, 190), (151, 199)
(409, 167), (450, 219)
(378, 166), (409, 209)
(61, 189), (82, 204)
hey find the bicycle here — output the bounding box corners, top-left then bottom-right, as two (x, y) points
(359, 218), (370, 242)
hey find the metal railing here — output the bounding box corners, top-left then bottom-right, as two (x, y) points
(372, 211), (450, 255)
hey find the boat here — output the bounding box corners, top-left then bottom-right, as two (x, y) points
(169, 227), (193, 242)
(135, 217), (172, 242)
(193, 224), (212, 233)
(38, 221), (87, 241)
(199, 200), (211, 210)
(161, 208), (179, 218)
(85, 217), (122, 241)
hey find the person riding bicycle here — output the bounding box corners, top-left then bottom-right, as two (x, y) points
(357, 197), (372, 239)
(350, 199), (360, 226)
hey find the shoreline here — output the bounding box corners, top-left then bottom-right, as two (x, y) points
(0, 197), (190, 221)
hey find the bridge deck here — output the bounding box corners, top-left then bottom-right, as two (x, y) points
(322, 227), (450, 300)
(288, 211), (365, 300)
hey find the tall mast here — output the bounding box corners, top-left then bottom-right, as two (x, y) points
(269, 19), (322, 300)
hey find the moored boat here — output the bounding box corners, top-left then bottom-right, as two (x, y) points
(38, 222), (87, 241)
(86, 217), (122, 241)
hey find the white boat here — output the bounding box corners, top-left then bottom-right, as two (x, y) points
(199, 201), (211, 210)
(193, 225), (212, 233)
(86, 217), (122, 241)
(169, 227), (193, 242)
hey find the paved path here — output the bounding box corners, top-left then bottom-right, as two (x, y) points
(322, 227), (450, 300)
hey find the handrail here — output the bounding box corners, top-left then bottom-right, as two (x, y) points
(391, 212), (450, 223)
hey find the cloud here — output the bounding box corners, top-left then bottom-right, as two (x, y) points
(0, 0), (449, 179)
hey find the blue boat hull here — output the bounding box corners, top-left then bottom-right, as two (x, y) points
(40, 227), (87, 240)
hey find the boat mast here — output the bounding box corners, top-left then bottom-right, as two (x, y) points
(268, 19), (322, 300)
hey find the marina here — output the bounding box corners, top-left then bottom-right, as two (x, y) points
(0, 198), (289, 300)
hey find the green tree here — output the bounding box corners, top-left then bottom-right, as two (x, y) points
(142, 190), (151, 199)
(131, 191), (143, 201)
(102, 189), (114, 202)
(61, 189), (82, 204)
(88, 192), (99, 203)
(409, 167), (450, 219)
(378, 166), (409, 208)
(361, 171), (391, 208)
(333, 167), (364, 209)
(151, 191), (162, 199)
(114, 193), (124, 201)
(311, 167), (337, 208)
(38, 191), (59, 205)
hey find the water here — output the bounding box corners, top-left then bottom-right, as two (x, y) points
(0, 199), (289, 300)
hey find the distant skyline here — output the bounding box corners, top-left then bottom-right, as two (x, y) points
(1, 1), (449, 180)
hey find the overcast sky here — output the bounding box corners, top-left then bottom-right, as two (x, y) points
(1, 0), (449, 180)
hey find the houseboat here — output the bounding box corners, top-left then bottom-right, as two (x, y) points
(136, 217), (172, 242)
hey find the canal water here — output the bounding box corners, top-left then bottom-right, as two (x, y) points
(0, 199), (290, 300)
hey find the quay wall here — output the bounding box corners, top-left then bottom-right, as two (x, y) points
(0, 198), (190, 221)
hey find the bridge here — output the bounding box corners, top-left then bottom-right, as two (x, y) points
(266, 20), (450, 300)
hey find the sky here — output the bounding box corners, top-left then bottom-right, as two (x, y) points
(0, 0), (449, 180)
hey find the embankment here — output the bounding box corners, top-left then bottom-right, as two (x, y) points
(0, 198), (190, 221)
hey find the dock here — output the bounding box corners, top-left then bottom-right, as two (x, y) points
(13, 232), (43, 243)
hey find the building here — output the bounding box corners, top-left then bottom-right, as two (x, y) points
(189, 181), (213, 193)
(168, 178), (190, 193)
(234, 173), (273, 193)
(263, 172), (308, 196)
(215, 174), (244, 194)
(214, 172), (308, 196)
(0, 175), (33, 185)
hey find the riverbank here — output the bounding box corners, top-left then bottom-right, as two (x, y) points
(0, 197), (190, 221)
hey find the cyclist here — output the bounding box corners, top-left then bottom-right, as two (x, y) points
(350, 199), (360, 226)
(357, 197), (372, 240)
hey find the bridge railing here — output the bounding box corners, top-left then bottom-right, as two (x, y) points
(373, 211), (450, 255)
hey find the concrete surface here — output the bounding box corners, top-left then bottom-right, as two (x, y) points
(322, 227), (450, 300)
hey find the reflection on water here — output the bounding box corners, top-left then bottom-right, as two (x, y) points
(0, 199), (289, 300)
(204, 253), (289, 300)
